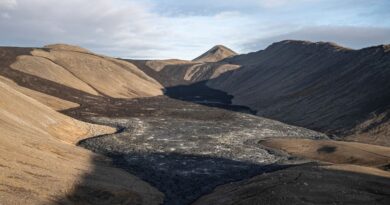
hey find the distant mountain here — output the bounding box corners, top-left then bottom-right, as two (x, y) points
(128, 45), (239, 87)
(192, 45), (237, 63)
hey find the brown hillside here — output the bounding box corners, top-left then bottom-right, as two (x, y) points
(0, 81), (163, 204)
(0, 44), (163, 99)
(0, 76), (79, 110)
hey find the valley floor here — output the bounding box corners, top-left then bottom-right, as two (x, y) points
(62, 96), (390, 205)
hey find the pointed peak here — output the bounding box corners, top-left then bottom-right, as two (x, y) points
(211, 44), (234, 50)
(193, 45), (237, 63)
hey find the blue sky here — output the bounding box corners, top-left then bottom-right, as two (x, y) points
(0, 0), (389, 59)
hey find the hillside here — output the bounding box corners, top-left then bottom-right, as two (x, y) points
(0, 76), (79, 110)
(0, 81), (163, 204)
(0, 44), (163, 99)
(206, 40), (390, 145)
(193, 163), (390, 205)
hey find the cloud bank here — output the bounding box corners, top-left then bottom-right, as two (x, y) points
(0, 0), (389, 59)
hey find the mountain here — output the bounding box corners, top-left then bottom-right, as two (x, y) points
(206, 40), (390, 145)
(127, 45), (239, 88)
(192, 45), (237, 63)
(1, 41), (389, 204)
(128, 45), (238, 88)
(0, 81), (163, 204)
(135, 40), (390, 146)
(0, 44), (163, 99)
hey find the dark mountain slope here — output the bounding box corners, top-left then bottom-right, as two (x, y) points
(206, 40), (390, 144)
(133, 40), (390, 145)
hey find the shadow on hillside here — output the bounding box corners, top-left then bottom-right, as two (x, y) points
(192, 163), (390, 205)
(129, 59), (256, 115)
(53, 155), (154, 205)
(53, 152), (390, 205)
(55, 150), (293, 205)
(164, 81), (257, 115)
(108, 152), (292, 205)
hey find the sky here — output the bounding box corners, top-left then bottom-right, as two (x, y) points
(0, 0), (389, 59)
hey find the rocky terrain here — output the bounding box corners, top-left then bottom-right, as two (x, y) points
(0, 42), (389, 205)
(66, 96), (324, 205)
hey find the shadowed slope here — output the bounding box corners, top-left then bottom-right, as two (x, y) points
(133, 40), (390, 146)
(193, 163), (390, 205)
(206, 40), (390, 145)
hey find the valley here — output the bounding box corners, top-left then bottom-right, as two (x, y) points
(0, 42), (389, 205)
(65, 95), (323, 205)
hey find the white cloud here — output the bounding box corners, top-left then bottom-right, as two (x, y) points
(0, 0), (389, 59)
(214, 11), (242, 19)
(256, 0), (319, 8)
(0, 0), (17, 9)
(0, 0), (173, 58)
(0, 0), (257, 59)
